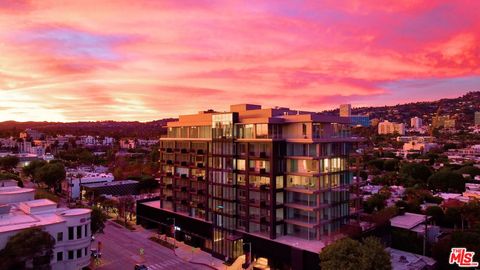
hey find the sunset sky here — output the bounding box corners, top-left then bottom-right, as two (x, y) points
(1, 0), (479, 122)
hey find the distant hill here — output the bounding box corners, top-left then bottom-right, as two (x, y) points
(0, 119), (177, 138)
(324, 91), (480, 127)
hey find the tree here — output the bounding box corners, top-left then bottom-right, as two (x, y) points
(34, 163), (66, 192)
(363, 194), (387, 214)
(0, 228), (55, 270)
(428, 170), (465, 193)
(399, 163), (432, 186)
(0, 156), (19, 171)
(426, 206), (444, 225)
(456, 166), (480, 178)
(22, 160), (47, 178)
(319, 237), (391, 270)
(91, 206), (108, 235)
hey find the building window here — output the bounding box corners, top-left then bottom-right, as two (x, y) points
(76, 226), (82, 239)
(57, 252), (63, 262)
(84, 247), (88, 256)
(68, 250), (74, 260)
(84, 224), (88, 237)
(302, 123), (307, 137)
(77, 249), (82, 258)
(57, 232), (63, 242)
(68, 227), (74, 240)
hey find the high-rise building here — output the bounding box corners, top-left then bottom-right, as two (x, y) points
(475, 112), (480, 126)
(339, 104), (352, 117)
(378, 120), (405, 135)
(137, 104), (360, 268)
(410, 117), (423, 129)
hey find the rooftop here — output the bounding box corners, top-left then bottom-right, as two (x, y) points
(82, 180), (138, 188)
(0, 186), (35, 195)
(387, 248), (436, 270)
(390, 212), (427, 230)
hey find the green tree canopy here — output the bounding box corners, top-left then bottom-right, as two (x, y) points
(363, 193), (388, 214)
(91, 206), (108, 235)
(0, 228), (55, 270)
(399, 163), (432, 185)
(319, 237), (391, 270)
(456, 166), (480, 178)
(34, 162), (66, 192)
(426, 206), (445, 225)
(428, 170), (465, 193)
(22, 160), (47, 178)
(0, 155), (19, 171)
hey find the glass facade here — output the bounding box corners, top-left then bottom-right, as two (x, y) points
(158, 110), (356, 260)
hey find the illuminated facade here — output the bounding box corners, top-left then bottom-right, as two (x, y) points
(153, 104), (359, 263)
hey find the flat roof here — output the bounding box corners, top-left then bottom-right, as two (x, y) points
(82, 180), (138, 188)
(0, 186), (35, 195)
(390, 212), (427, 230)
(387, 247), (436, 270)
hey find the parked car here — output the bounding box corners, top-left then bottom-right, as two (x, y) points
(134, 265), (148, 270)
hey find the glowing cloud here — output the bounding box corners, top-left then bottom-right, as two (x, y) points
(1, 0), (479, 121)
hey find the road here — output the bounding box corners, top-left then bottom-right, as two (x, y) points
(94, 221), (208, 270)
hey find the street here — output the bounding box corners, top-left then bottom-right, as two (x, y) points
(94, 221), (209, 270)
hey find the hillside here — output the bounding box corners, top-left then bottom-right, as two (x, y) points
(326, 91), (480, 127)
(0, 119), (176, 138)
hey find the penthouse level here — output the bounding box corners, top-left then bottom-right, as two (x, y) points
(139, 104), (361, 269)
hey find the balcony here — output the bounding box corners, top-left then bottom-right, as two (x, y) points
(249, 199), (267, 208)
(249, 214), (267, 224)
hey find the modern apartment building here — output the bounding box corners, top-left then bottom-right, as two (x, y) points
(137, 104), (360, 269)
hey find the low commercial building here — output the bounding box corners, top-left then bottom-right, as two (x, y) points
(64, 171), (115, 200)
(81, 180), (139, 197)
(0, 186), (92, 270)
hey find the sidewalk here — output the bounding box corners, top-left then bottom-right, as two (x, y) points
(151, 233), (248, 270)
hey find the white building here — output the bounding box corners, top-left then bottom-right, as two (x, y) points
(64, 171), (115, 200)
(119, 138), (136, 149)
(410, 117), (423, 129)
(102, 137), (115, 146)
(0, 186), (92, 270)
(378, 121), (405, 135)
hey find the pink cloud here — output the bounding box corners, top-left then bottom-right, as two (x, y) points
(0, 0), (479, 121)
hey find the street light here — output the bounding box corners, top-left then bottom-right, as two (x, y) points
(167, 217), (176, 252)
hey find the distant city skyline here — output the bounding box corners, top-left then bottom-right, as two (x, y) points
(1, 1), (479, 122)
